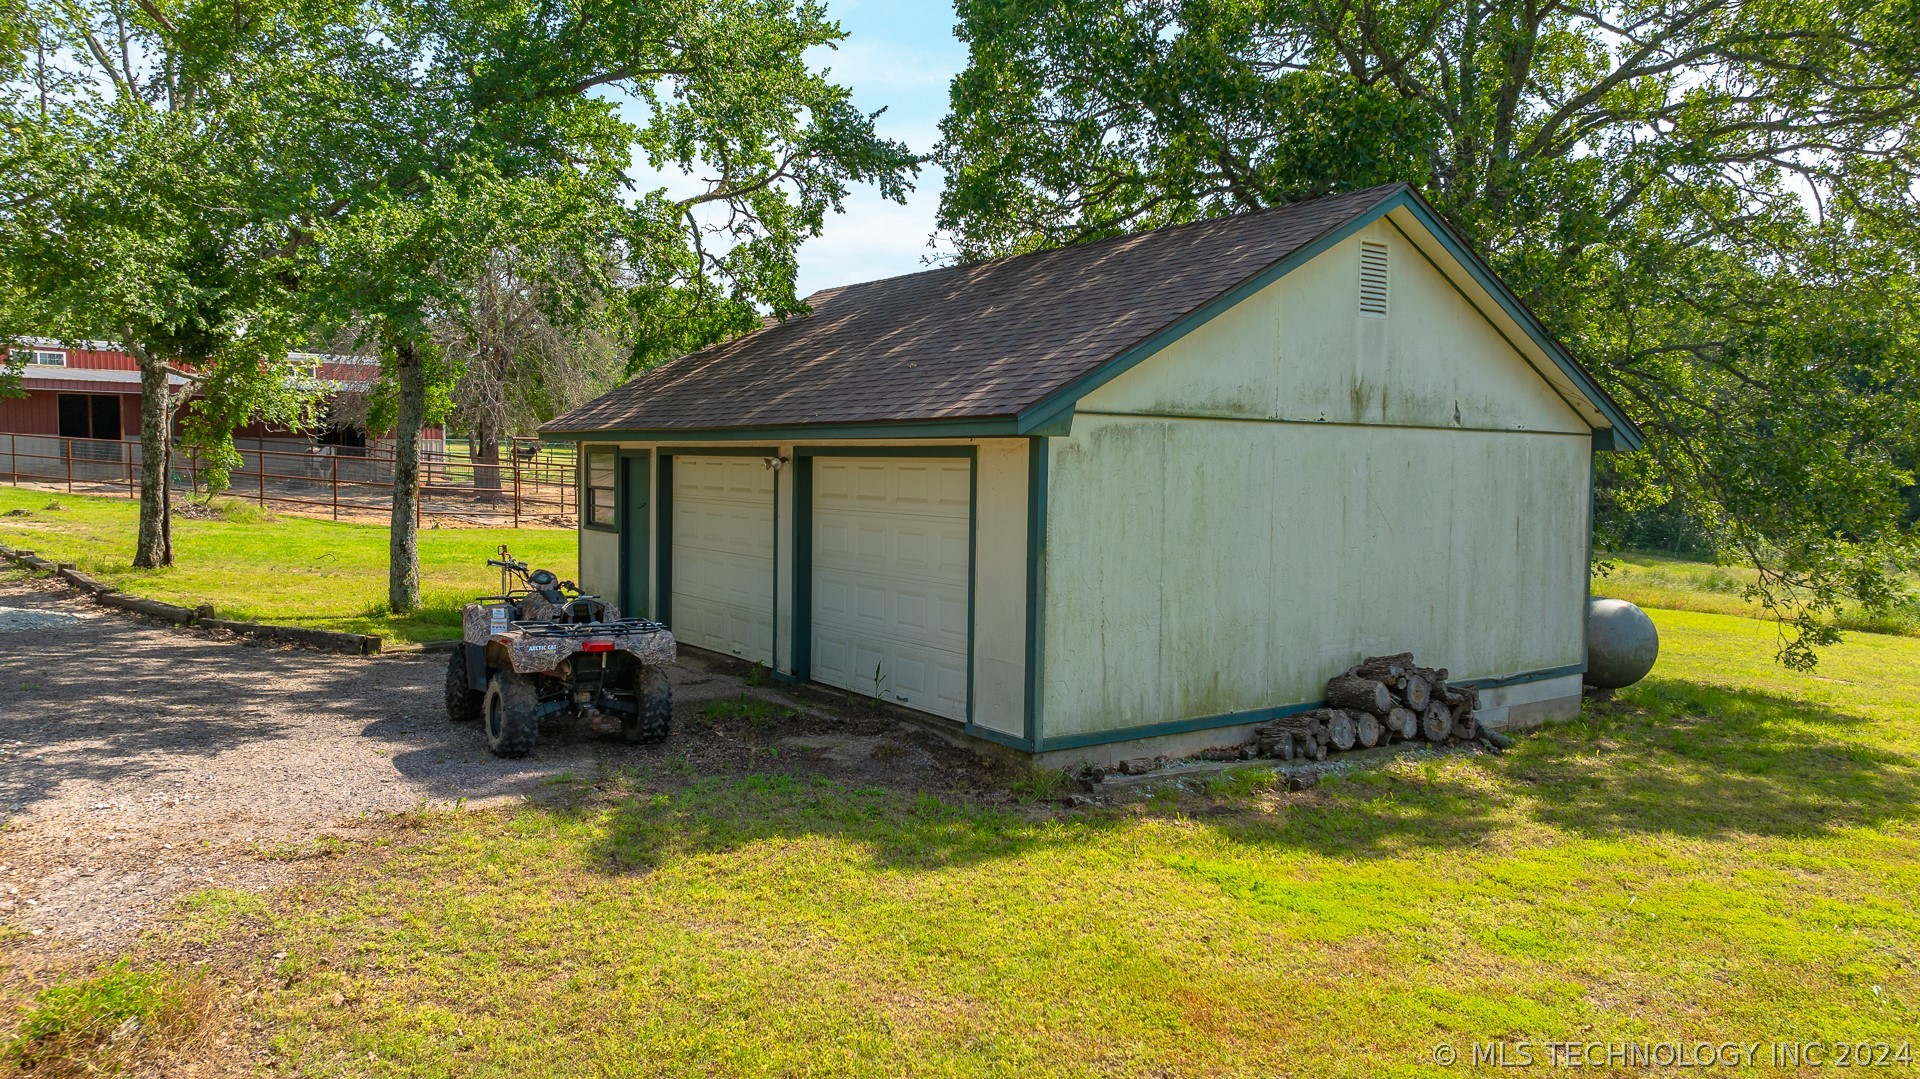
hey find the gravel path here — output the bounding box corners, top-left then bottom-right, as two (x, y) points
(0, 573), (734, 953)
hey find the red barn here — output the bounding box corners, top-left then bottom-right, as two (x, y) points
(2, 338), (442, 486)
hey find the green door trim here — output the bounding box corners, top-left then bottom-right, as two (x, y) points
(653, 446), (780, 659)
(616, 449), (652, 617)
(789, 446), (979, 726)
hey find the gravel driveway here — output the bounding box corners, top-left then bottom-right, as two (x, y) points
(0, 572), (737, 953)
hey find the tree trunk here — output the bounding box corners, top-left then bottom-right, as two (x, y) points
(133, 356), (173, 568)
(472, 415), (502, 493)
(388, 337), (426, 613)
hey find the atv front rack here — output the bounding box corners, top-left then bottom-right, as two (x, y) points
(506, 618), (669, 638)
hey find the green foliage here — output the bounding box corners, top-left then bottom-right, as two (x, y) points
(1, 0), (371, 564)
(6, 962), (212, 1074)
(701, 696), (801, 738)
(0, 485), (575, 642)
(1595, 551), (1920, 638)
(1009, 765), (1074, 803)
(1205, 765), (1279, 798)
(938, 0), (1920, 667)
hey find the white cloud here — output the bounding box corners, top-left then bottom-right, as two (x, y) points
(805, 37), (964, 94)
(798, 166), (953, 296)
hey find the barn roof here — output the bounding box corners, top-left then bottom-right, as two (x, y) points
(546, 184), (1641, 449)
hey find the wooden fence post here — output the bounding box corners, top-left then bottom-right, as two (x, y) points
(331, 455), (340, 520)
(257, 440), (267, 506)
(512, 442), (522, 529)
(65, 439), (73, 492)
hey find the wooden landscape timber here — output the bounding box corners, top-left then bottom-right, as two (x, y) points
(1253, 653), (1498, 761)
(0, 544), (379, 654)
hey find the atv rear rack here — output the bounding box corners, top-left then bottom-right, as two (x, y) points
(506, 618), (668, 638)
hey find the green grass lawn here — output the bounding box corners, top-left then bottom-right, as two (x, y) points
(0, 486), (575, 643)
(1594, 549), (1920, 637)
(10, 605), (1915, 1076)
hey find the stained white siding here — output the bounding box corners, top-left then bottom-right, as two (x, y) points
(1079, 219), (1590, 434)
(579, 525), (619, 601)
(1043, 223), (1594, 739)
(970, 440), (1030, 736)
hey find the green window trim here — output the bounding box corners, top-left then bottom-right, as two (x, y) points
(583, 446), (618, 532)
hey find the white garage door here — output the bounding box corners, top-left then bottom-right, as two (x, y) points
(671, 456), (775, 664)
(811, 457), (971, 721)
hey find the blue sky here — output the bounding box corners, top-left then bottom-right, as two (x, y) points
(621, 2), (968, 300)
(792, 2), (969, 296)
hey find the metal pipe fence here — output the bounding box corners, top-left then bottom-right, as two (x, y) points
(0, 432), (576, 528)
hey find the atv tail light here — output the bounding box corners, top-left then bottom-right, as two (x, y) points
(582, 639), (615, 653)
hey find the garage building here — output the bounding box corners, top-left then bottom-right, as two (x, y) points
(542, 184), (1641, 764)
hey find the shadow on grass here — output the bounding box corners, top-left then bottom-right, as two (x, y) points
(1515, 677), (1920, 839)
(565, 674), (1920, 876)
(579, 773), (1102, 874)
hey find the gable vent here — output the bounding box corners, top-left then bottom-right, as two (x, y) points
(1358, 240), (1389, 318)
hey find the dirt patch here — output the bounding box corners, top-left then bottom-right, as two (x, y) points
(0, 571), (1001, 965)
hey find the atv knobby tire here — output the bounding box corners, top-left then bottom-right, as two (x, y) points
(621, 667), (672, 745)
(483, 671), (540, 758)
(445, 646), (485, 722)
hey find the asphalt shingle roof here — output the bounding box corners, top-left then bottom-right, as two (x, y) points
(545, 184), (1409, 435)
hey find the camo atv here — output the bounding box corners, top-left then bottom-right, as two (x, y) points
(446, 549), (676, 758)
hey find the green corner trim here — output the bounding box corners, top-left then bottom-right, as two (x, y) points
(1455, 662), (1587, 692)
(1022, 436), (1048, 745)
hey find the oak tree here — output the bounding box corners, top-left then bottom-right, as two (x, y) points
(937, 0), (1920, 665)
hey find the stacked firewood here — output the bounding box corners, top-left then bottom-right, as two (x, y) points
(1254, 652), (1484, 760)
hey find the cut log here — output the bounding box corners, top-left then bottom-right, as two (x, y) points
(1451, 708), (1478, 741)
(1355, 653), (1414, 686)
(1386, 706), (1418, 741)
(1353, 711), (1382, 748)
(1258, 730), (1296, 761)
(1325, 709), (1356, 751)
(1401, 674), (1431, 711)
(97, 592), (196, 625)
(1325, 675), (1393, 715)
(1256, 712), (1332, 742)
(1306, 736), (1327, 761)
(1441, 685), (1480, 722)
(1421, 703), (1453, 743)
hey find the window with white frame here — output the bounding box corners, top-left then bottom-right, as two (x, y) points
(30, 349), (67, 366)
